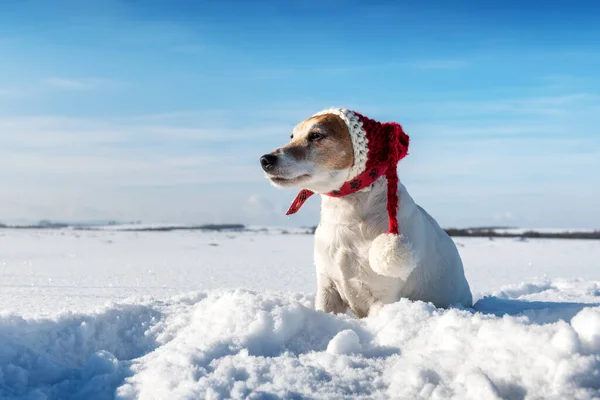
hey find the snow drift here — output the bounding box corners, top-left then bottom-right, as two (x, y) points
(1, 279), (599, 399)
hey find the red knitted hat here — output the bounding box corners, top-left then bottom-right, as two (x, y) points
(286, 108), (410, 236)
(286, 108), (414, 278)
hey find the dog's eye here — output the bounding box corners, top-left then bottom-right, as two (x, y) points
(308, 132), (324, 141)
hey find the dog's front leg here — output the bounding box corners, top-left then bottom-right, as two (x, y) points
(315, 279), (347, 314)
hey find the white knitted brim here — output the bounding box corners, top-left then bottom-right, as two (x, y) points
(312, 108), (369, 180)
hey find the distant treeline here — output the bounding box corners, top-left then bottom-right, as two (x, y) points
(444, 228), (600, 240)
(117, 224), (246, 232)
(0, 220), (131, 229)
(304, 226), (600, 239)
(0, 221), (245, 232)
(1, 221), (599, 239)
(0, 220), (71, 229)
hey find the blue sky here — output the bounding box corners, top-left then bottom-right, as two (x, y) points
(0, 0), (599, 228)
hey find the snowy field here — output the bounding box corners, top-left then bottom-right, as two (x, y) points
(1, 229), (600, 399)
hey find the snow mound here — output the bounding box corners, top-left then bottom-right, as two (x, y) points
(1, 282), (600, 399)
(326, 329), (362, 355)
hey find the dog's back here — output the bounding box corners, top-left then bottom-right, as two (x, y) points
(399, 192), (473, 308)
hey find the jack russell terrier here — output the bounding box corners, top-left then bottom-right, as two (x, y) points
(260, 108), (472, 317)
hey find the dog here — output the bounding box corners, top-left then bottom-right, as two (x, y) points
(260, 108), (472, 317)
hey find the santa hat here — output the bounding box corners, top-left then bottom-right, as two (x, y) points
(286, 108), (414, 279)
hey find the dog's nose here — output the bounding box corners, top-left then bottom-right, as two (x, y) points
(260, 154), (278, 171)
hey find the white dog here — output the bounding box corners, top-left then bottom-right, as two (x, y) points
(260, 108), (472, 317)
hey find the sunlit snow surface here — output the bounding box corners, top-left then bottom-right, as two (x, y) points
(1, 229), (599, 399)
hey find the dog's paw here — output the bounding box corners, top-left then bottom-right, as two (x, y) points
(369, 233), (417, 280)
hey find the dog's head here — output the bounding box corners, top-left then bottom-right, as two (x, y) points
(260, 113), (354, 193)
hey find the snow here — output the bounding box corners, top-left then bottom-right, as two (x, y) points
(1, 229), (600, 399)
(326, 330), (363, 355)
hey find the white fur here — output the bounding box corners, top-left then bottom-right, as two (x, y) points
(314, 177), (473, 317)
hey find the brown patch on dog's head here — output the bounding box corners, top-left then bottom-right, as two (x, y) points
(286, 113), (354, 170)
(260, 113), (355, 192)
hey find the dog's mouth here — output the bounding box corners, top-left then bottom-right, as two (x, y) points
(267, 174), (311, 187)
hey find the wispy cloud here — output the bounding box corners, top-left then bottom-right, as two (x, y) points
(42, 77), (120, 91)
(0, 115), (291, 149)
(539, 74), (594, 89)
(371, 92), (600, 121)
(0, 113), (282, 188)
(247, 59), (471, 79)
(43, 77), (93, 90)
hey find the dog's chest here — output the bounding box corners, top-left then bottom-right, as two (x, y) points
(315, 223), (371, 279)
(314, 222), (401, 316)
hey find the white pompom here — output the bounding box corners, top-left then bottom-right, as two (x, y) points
(368, 233), (417, 280)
